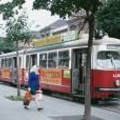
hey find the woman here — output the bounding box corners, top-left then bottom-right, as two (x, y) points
(28, 65), (40, 95)
(26, 65), (42, 111)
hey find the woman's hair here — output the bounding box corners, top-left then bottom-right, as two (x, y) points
(30, 65), (39, 74)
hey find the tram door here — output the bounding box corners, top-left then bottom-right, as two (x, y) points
(72, 49), (87, 96)
(11, 56), (22, 83)
(26, 54), (37, 71)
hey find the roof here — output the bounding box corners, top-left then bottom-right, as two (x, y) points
(39, 19), (67, 32)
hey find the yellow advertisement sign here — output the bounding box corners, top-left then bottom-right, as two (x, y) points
(32, 35), (61, 47)
(1, 69), (11, 78)
(40, 69), (62, 85)
(63, 70), (71, 79)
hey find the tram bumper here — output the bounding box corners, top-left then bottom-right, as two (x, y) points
(93, 87), (120, 101)
(98, 88), (120, 92)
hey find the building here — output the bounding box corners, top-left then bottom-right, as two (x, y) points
(32, 17), (88, 40)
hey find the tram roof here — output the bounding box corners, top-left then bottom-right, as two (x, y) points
(93, 36), (120, 45)
(25, 36), (120, 53)
(0, 49), (26, 58)
(0, 36), (120, 57)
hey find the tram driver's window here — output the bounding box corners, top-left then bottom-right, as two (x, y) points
(97, 51), (120, 69)
(58, 50), (69, 68)
(39, 53), (47, 68)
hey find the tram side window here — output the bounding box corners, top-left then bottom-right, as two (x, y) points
(48, 52), (57, 68)
(13, 57), (17, 68)
(1, 58), (12, 68)
(19, 57), (21, 68)
(58, 50), (69, 68)
(26, 55), (30, 68)
(31, 54), (37, 66)
(4, 59), (7, 67)
(39, 53), (47, 68)
(8, 58), (12, 68)
(1, 59), (5, 68)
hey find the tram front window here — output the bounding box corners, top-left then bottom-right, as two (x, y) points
(97, 51), (120, 69)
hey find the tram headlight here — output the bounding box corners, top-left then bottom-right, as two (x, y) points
(115, 79), (120, 87)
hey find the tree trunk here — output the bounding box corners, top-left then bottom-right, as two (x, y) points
(83, 13), (95, 120)
(16, 40), (21, 96)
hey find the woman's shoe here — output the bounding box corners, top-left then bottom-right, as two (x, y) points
(24, 106), (29, 110)
(37, 108), (43, 111)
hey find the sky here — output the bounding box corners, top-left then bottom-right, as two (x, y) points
(0, 0), (60, 37)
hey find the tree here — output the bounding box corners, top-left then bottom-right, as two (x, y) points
(96, 0), (120, 39)
(6, 15), (31, 46)
(0, 38), (16, 53)
(0, 0), (25, 20)
(0, 0), (31, 97)
(6, 14), (31, 97)
(33, 0), (102, 120)
(0, 0), (26, 53)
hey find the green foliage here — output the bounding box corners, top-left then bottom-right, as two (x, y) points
(0, 38), (15, 53)
(6, 15), (31, 45)
(96, 0), (120, 39)
(0, 0), (31, 52)
(33, 0), (102, 18)
(0, 0), (25, 20)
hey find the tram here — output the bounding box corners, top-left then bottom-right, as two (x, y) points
(0, 35), (120, 101)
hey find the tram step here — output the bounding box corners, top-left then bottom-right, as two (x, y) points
(52, 93), (73, 100)
(73, 94), (85, 98)
(75, 88), (84, 92)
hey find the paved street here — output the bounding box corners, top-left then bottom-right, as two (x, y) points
(0, 83), (120, 120)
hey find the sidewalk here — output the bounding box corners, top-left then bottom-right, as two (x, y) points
(0, 83), (120, 120)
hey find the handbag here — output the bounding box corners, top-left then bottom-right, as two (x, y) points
(23, 90), (31, 105)
(35, 90), (43, 101)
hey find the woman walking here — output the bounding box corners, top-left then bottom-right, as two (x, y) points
(24, 65), (42, 111)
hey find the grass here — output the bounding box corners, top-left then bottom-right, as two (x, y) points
(6, 95), (24, 101)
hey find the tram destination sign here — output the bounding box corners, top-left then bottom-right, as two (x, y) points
(107, 45), (120, 49)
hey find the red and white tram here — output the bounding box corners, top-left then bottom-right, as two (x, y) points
(0, 36), (120, 101)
